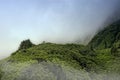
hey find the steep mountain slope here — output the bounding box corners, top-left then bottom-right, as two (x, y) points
(88, 20), (120, 50)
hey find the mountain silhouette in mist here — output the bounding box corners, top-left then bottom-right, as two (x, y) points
(0, 20), (120, 80)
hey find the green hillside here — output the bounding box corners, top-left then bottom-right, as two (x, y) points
(0, 20), (120, 80)
(88, 20), (120, 50)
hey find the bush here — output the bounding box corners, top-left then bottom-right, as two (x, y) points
(0, 68), (3, 79)
(19, 39), (34, 50)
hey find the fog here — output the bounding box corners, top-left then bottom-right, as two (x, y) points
(1, 61), (120, 80)
(0, 0), (120, 59)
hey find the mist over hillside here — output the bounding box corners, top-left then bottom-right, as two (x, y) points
(0, 19), (120, 80)
(0, 0), (120, 59)
(0, 0), (120, 80)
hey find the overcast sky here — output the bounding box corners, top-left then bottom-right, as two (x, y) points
(0, 0), (120, 59)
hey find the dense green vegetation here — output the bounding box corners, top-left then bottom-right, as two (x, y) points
(0, 20), (120, 80)
(88, 20), (120, 50)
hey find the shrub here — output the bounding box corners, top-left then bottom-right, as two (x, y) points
(18, 39), (34, 50)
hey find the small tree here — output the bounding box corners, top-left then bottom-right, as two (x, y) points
(19, 39), (34, 50)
